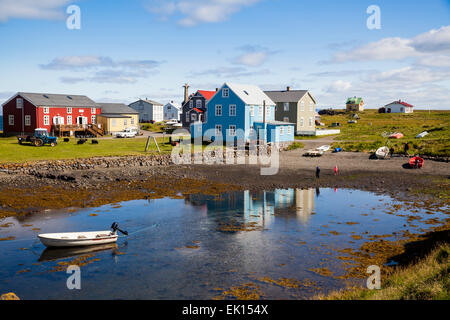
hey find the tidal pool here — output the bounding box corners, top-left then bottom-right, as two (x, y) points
(0, 188), (447, 300)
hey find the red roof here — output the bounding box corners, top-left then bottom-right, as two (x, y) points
(193, 107), (203, 113)
(197, 90), (216, 101)
(388, 100), (414, 108)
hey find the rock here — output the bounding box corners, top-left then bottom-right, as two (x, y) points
(1, 292), (20, 300)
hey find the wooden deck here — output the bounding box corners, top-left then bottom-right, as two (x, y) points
(52, 124), (105, 137)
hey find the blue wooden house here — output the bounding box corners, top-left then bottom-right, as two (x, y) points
(191, 83), (294, 144)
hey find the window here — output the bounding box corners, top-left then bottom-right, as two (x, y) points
(112, 119), (117, 126)
(44, 107), (49, 114)
(222, 88), (229, 98)
(400, 107), (404, 112)
(309, 102), (313, 112)
(131, 118), (135, 125)
(229, 125), (236, 136)
(287, 126), (291, 134)
(250, 106), (254, 116)
(284, 102), (289, 111)
(189, 100), (193, 108)
(280, 126), (284, 135)
(191, 113), (197, 121)
(91, 115), (96, 124)
(196, 100), (202, 108)
(259, 106), (263, 116)
(25, 115), (31, 126)
(300, 117), (304, 127)
(91, 108), (96, 114)
(309, 117), (313, 127)
(124, 119), (127, 126)
(283, 117), (289, 122)
(300, 101), (305, 111)
(215, 105), (222, 116)
(266, 106), (271, 116)
(44, 115), (50, 126)
(229, 104), (236, 116)
(215, 125), (222, 135)
(8, 115), (14, 126)
(67, 115), (72, 125)
(16, 98), (23, 109)
(67, 107), (72, 114)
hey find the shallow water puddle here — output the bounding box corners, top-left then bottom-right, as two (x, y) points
(0, 188), (447, 299)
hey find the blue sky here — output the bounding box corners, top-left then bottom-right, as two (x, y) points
(0, 0), (449, 111)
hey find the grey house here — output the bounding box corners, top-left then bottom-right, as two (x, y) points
(265, 87), (317, 135)
(129, 99), (164, 123)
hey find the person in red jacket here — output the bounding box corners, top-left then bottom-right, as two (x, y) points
(334, 165), (339, 175)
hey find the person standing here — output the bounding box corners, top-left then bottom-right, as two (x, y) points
(404, 143), (410, 157)
(316, 166), (320, 179)
(389, 147), (395, 158)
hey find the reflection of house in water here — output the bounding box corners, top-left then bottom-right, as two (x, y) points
(186, 188), (315, 227)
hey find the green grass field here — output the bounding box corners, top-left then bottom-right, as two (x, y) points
(320, 110), (450, 157)
(0, 136), (173, 163)
(140, 122), (166, 133)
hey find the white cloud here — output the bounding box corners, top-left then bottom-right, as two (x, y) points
(0, 0), (71, 22)
(326, 80), (352, 93)
(41, 56), (115, 70)
(146, 0), (263, 26)
(232, 45), (274, 67)
(411, 25), (450, 53)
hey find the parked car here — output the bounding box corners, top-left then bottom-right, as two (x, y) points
(115, 128), (138, 138)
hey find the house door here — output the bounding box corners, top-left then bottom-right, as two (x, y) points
(77, 116), (88, 125)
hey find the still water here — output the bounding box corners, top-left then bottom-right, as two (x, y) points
(0, 188), (446, 299)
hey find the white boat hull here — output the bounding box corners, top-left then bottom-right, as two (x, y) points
(316, 145), (331, 152)
(376, 146), (389, 159)
(38, 231), (118, 248)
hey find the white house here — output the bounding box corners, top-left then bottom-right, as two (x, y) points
(129, 99), (164, 122)
(384, 100), (414, 113)
(163, 101), (182, 121)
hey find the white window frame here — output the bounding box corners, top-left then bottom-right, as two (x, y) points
(229, 125), (236, 136)
(67, 107), (72, 114)
(196, 100), (202, 108)
(229, 104), (236, 116)
(300, 101), (305, 111)
(284, 102), (289, 112)
(43, 107), (49, 114)
(24, 115), (31, 126)
(287, 126), (292, 134)
(309, 102), (313, 112)
(16, 98), (23, 109)
(67, 115), (72, 125)
(309, 117), (313, 127)
(191, 113), (197, 121)
(215, 125), (222, 135)
(280, 126), (284, 135)
(215, 105), (222, 116)
(189, 100), (193, 108)
(131, 118), (135, 125)
(91, 107), (96, 114)
(250, 106), (254, 116)
(283, 117), (289, 122)
(300, 117), (304, 127)
(266, 106), (271, 115)
(124, 119), (127, 126)
(222, 88), (229, 98)
(44, 115), (50, 126)
(8, 115), (14, 126)
(91, 115), (96, 124)
(112, 119), (117, 126)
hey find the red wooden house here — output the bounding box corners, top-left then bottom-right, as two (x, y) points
(1, 92), (103, 136)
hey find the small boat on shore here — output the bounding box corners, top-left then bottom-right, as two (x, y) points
(375, 146), (390, 159)
(38, 223), (127, 248)
(304, 149), (324, 157)
(416, 131), (429, 138)
(389, 132), (404, 139)
(316, 145), (331, 152)
(409, 156), (424, 169)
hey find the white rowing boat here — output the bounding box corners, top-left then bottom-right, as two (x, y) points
(375, 146), (390, 159)
(304, 149), (324, 157)
(316, 145), (331, 152)
(38, 222), (127, 248)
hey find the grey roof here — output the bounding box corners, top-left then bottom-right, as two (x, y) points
(17, 92), (96, 107)
(257, 120), (296, 125)
(130, 99), (163, 106)
(98, 114), (132, 118)
(264, 90), (310, 103)
(97, 103), (139, 114)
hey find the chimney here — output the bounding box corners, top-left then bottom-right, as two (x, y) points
(183, 83), (190, 104)
(286, 86), (290, 92)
